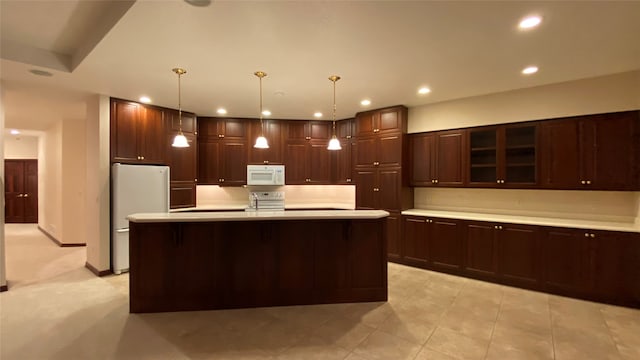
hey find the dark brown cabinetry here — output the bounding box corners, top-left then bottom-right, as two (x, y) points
(540, 111), (639, 190)
(468, 123), (538, 187)
(356, 106), (406, 136)
(166, 110), (197, 209)
(386, 211), (402, 262)
(355, 167), (409, 211)
(130, 218), (388, 313)
(334, 119), (355, 184)
(110, 99), (167, 164)
(410, 130), (466, 186)
(401, 216), (463, 272)
(198, 117), (248, 186)
(283, 121), (332, 184)
(248, 119), (283, 165)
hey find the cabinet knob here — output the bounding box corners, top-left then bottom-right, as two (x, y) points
(581, 180), (586, 185)
(590, 233), (596, 238)
(434, 179), (438, 184)
(218, 134), (224, 138)
(24, 193), (29, 198)
(220, 178), (225, 182)
(346, 178), (352, 182)
(195, 178), (198, 182)
(586, 180), (591, 185)
(141, 156), (145, 160)
(373, 129), (379, 133)
(305, 136), (311, 140)
(584, 233), (590, 237)
(346, 135), (352, 139)
(17, 194), (23, 198)
(263, 160), (269, 164)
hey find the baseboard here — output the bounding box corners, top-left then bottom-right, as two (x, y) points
(0, 284), (7, 292)
(85, 262), (112, 277)
(38, 226), (86, 247)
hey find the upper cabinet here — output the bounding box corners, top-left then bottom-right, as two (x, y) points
(410, 129), (466, 186)
(283, 121), (332, 184)
(198, 117), (248, 186)
(540, 111), (639, 190)
(356, 106), (407, 136)
(468, 123), (538, 187)
(334, 119), (355, 184)
(248, 119), (283, 165)
(111, 99), (167, 164)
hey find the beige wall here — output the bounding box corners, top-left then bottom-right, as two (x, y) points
(408, 71), (640, 222)
(39, 121), (63, 240)
(409, 70), (640, 133)
(61, 118), (87, 244)
(4, 135), (38, 159)
(1, 85), (7, 289)
(85, 95), (111, 272)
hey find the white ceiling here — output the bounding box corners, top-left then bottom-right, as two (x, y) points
(2, 0), (639, 131)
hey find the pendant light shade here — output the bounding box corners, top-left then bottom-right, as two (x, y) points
(171, 67), (190, 148)
(254, 71), (269, 149)
(327, 75), (342, 151)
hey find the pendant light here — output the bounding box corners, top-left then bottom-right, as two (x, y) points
(171, 67), (189, 148)
(327, 75), (342, 150)
(254, 71), (269, 149)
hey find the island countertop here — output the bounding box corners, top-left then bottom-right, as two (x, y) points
(127, 209), (389, 223)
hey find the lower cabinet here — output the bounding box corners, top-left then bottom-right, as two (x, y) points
(401, 216), (463, 272)
(399, 214), (640, 308)
(386, 211), (402, 262)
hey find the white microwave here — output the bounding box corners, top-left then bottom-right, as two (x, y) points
(247, 165), (285, 186)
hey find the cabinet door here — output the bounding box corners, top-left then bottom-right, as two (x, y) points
(378, 107), (402, 134)
(285, 121), (308, 140)
(540, 119), (580, 188)
(542, 228), (589, 296)
(410, 133), (435, 186)
(170, 181), (196, 209)
(309, 121), (330, 141)
(464, 221), (497, 278)
(111, 100), (140, 163)
(402, 216), (427, 267)
(591, 231), (640, 305)
(309, 142), (331, 184)
(355, 136), (377, 167)
(198, 141), (221, 184)
(585, 112), (638, 190)
(284, 141), (308, 184)
(355, 112), (377, 136)
(198, 117), (222, 138)
(169, 133), (197, 182)
(496, 224), (540, 287)
(378, 168), (401, 211)
(220, 141), (247, 185)
(378, 134), (402, 167)
(386, 212), (402, 262)
(468, 128), (499, 186)
(355, 169), (377, 209)
(503, 124), (537, 185)
(334, 139), (354, 184)
(248, 119), (283, 164)
(429, 218), (463, 271)
(138, 106), (166, 164)
(167, 110), (197, 134)
(436, 130), (465, 186)
(219, 118), (247, 140)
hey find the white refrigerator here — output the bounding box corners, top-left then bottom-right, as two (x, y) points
(112, 163), (170, 274)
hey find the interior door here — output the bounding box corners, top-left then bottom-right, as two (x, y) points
(4, 159), (38, 223)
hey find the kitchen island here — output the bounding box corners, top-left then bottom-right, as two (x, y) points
(127, 210), (389, 313)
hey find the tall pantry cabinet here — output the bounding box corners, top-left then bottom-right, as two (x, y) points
(354, 105), (413, 257)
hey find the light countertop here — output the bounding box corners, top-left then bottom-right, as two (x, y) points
(170, 203), (355, 213)
(402, 209), (640, 233)
(129, 209), (389, 223)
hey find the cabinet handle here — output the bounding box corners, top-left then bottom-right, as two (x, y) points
(218, 134), (224, 138)
(263, 160), (269, 164)
(373, 188), (379, 192)
(346, 178), (352, 182)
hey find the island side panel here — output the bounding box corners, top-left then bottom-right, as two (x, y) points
(129, 216), (388, 313)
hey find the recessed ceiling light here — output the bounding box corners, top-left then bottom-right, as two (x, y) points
(139, 96), (151, 103)
(360, 99), (371, 106)
(217, 108), (227, 115)
(314, 112), (323, 118)
(519, 15), (542, 29)
(418, 87), (431, 95)
(262, 110), (271, 116)
(522, 66), (539, 75)
(29, 69), (53, 77)
(10, 129), (20, 135)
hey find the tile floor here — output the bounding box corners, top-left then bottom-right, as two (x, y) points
(1, 224), (639, 359)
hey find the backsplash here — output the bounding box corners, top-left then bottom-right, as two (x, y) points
(196, 185), (356, 209)
(414, 188), (639, 223)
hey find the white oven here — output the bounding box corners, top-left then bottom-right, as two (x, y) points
(246, 165), (285, 186)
